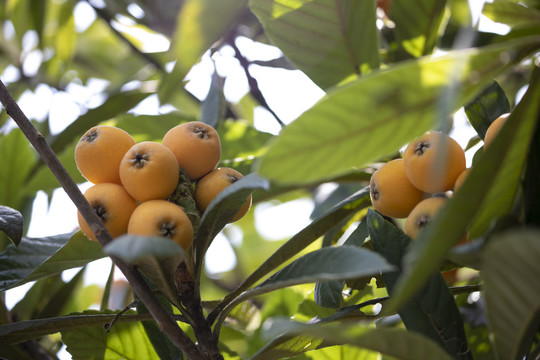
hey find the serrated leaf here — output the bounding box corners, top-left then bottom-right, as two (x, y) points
(0, 310), (152, 344)
(390, 0), (447, 58)
(0, 205), (23, 246)
(194, 173), (269, 277)
(250, 0), (379, 89)
(207, 187), (371, 324)
(61, 310), (159, 360)
(464, 80), (511, 139)
(256, 37), (540, 185)
(0, 232), (105, 291)
(367, 210), (471, 359)
(257, 319), (454, 360)
(481, 229), (540, 360)
(389, 67), (540, 313)
(104, 235), (184, 308)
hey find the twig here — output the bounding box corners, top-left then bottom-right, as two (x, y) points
(0, 79), (206, 360)
(226, 35), (285, 128)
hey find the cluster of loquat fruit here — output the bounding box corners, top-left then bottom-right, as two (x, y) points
(369, 113), (510, 241)
(74, 121), (252, 252)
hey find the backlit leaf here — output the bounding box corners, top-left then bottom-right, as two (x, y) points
(256, 37), (540, 185)
(258, 319), (454, 360)
(61, 310), (159, 360)
(250, 0), (379, 89)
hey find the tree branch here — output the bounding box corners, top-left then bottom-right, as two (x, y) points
(0, 79), (205, 360)
(225, 35), (285, 128)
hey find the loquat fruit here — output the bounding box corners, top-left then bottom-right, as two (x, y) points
(369, 159), (425, 218)
(162, 121), (221, 180)
(453, 168), (471, 192)
(484, 113), (510, 148)
(119, 141), (179, 202)
(403, 131), (466, 193)
(77, 183), (138, 242)
(127, 200), (194, 251)
(404, 196), (447, 240)
(195, 167), (252, 223)
(75, 125), (136, 184)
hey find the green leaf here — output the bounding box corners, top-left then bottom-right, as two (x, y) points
(201, 70), (226, 128)
(0, 232), (105, 291)
(37, 268), (86, 319)
(51, 0), (76, 61)
(253, 246), (393, 294)
(159, 0), (248, 101)
(481, 229), (540, 360)
(314, 280), (344, 309)
(61, 310), (160, 360)
(464, 80), (511, 140)
(0, 310), (153, 344)
(215, 245), (393, 338)
(194, 173), (270, 279)
(11, 274), (65, 321)
(207, 187), (371, 324)
(0, 205), (23, 246)
(389, 0), (447, 58)
(0, 128), (36, 208)
(258, 319), (454, 360)
(389, 66), (540, 312)
(104, 235), (185, 308)
(367, 210), (471, 359)
(256, 37), (540, 185)
(137, 301), (184, 360)
(218, 119), (274, 174)
(250, 0), (380, 89)
(483, 1), (540, 29)
(104, 235), (184, 263)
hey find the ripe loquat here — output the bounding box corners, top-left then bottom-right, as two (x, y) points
(403, 131), (466, 193)
(75, 125), (136, 184)
(484, 113), (510, 148)
(77, 183), (138, 242)
(195, 167), (251, 223)
(404, 196), (447, 240)
(127, 200), (194, 251)
(162, 121), (221, 180)
(369, 159), (425, 218)
(119, 141), (179, 202)
(453, 168), (471, 192)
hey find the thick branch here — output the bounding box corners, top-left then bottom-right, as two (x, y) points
(0, 79), (205, 360)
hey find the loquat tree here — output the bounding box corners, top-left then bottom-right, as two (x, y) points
(0, 1), (539, 359)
